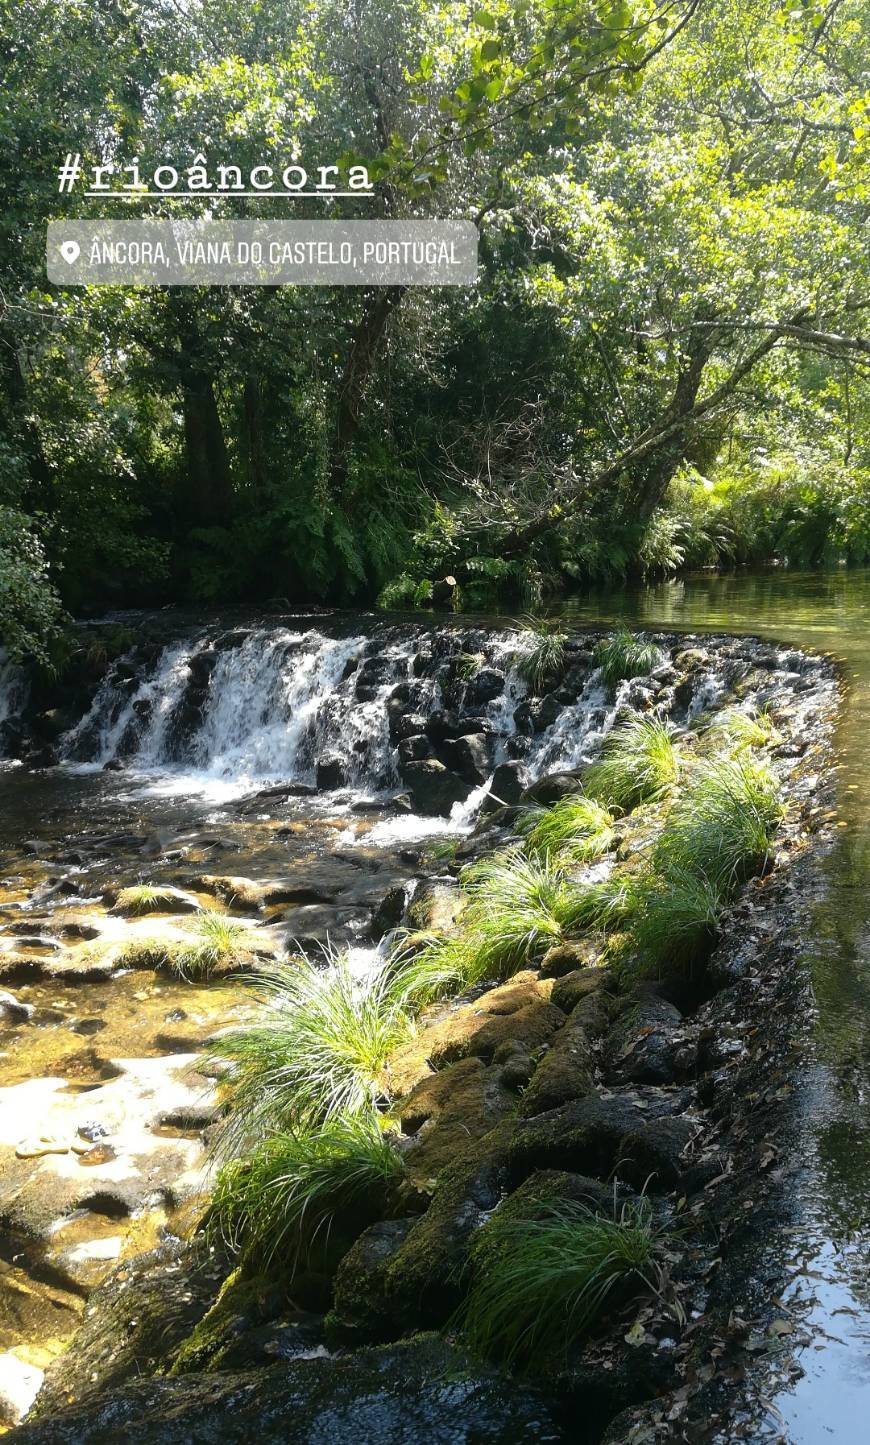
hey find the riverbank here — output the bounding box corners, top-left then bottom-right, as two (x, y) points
(0, 614), (841, 1440)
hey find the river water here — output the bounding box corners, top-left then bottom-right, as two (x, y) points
(555, 570), (870, 1442)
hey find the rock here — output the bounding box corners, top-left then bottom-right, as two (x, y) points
(397, 1056), (516, 1181)
(507, 1093), (662, 1180)
(108, 885), (201, 917)
(0, 1352), (43, 1426)
(463, 667), (505, 706)
(540, 939), (600, 978)
(329, 1219), (418, 1344)
(605, 994), (684, 1085)
(26, 1240), (227, 1419)
(439, 732), (490, 783)
(369, 884), (409, 941)
(618, 1115), (699, 1189)
(401, 760), (469, 815)
(487, 760), (527, 807)
(550, 968), (607, 1014)
(285, 905), (370, 951)
(402, 880), (464, 934)
(0, 989), (33, 1024)
(432, 575), (457, 606)
(169, 1269), (324, 1375)
(520, 991), (611, 1115)
(14, 1337), (566, 1444)
(397, 734), (433, 764)
(316, 756), (346, 790)
(520, 771), (584, 806)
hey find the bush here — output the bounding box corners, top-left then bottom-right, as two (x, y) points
(0, 506), (66, 665)
(515, 617), (569, 693)
(172, 911), (251, 981)
(594, 629), (663, 689)
(519, 795), (616, 865)
(456, 1196), (664, 1371)
(584, 716), (680, 811)
(629, 864), (724, 969)
(209, 1111), (404, 1271)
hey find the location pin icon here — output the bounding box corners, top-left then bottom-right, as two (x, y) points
(60, 240), (80, 264)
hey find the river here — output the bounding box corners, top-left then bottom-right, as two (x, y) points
(0, 572), (867, 1439)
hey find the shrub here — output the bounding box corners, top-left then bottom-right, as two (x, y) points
(456, 1196), (664, 1371)
(212, 953), (421, 1150)
(111, 883), (184, 915)
(654, 755), (783, 895)
(209, 1111), (404, 1271)
(519, 795), (616, 865)
(701, 707), (779, 752)
(594, 629), (663, 689)
(584, 716), (680, 811)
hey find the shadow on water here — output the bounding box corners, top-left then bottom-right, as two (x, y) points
(549, 569), (870, 1441)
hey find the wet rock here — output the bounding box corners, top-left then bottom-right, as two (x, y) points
(369, 884), (410, 941)
(402, 879), (464, 934)
(169, 1269), (324, 1375)
(605, 994), (684, 1085)
(440, 732), (490, 783)
(26, 1239), (227, 1419)
(520, 770), (585, 806)
(0, 990), (33, 1024)
(507, 1093), (662, 1180)
(463, 667), (505, 707)
(401, 760), (469, 815)
(108, 885), (201, 917)
(329, 1219), (419, 1344)
(487, 759), (527, 807)
(315, 756), (346, 790)
(285, 905), (370, 951)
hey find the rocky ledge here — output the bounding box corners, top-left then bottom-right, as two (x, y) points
(4, 630), (841, 1443)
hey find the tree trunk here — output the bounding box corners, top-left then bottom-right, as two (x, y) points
(181, 370), (232, 526)
(328, 286), (406, 496)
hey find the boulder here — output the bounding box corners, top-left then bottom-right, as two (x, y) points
(439, 732), (490, 783)
(604, 994), (684, 1085)
(463, 667), (505, 707)
(316, 756), (347, 790)
(520, 990), (611, 1116)
(520, 771), (585, 806)
(487, 760), (527, 807)
(397, 734), (433, 765)
(401, 760), (469, 815)
(396, 1056), (516, 1181)
(0, 990), (33, 1024)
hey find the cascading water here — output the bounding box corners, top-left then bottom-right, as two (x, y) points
(56, 621), (638, 826)
(0, 652), (29, 733)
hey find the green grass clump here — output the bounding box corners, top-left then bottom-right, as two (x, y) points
(456, 1196), (664, 1371)
(584, 716), (680, 811)
(702, 706), (779, 752)
(113, 883), (181, 915)
(213, 953), (423, 1150)
(516, 617), (569, 694)
(630, 864), (724, 968)
(407, 848), (592, 989)
(210, 1111), (404, 1271)
(519, 795), (616, 865)
(594, 629), (663, 689)
(654, 754), (784, 895)
(172, 910), (250, 981)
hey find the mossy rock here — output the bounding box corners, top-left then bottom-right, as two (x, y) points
(169, 1269), (323, 1376)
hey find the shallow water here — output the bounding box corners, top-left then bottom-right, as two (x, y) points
(552, 570), (870, 1441)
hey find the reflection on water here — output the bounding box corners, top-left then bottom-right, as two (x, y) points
(553, 570), (870, 1441)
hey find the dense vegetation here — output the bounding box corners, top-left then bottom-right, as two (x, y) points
(1, 0), (868, 657)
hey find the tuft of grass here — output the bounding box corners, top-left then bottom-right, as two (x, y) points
(654, 754), (784, 896)
(594, 629), (663, 690)
(456, 1196), (665, 1371)
(629, 864), (724, 969)
(515, 617), (569, 694)
(172, 910), (250, 981)
(702, 706), (779, 752)
(519, 795), (616, 865)
(209, 1110), (404, 1272)
(112, 883), (180, 915)
(211, 952), (424, 1150)
(584, 716), (680, 812)
(406, 848), (592, 989)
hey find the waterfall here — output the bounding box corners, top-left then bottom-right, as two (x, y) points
(56, 622), (635, 819)
(0, 652), (29, 756)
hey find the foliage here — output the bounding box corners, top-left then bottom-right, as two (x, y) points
(584, 717), (680, 810)
(456, 1196), (665, 1371)
(594, 630), (663, 689)
(653, 755), (783, 895)
(519, 795), (616, 865)
(629, 864), (724, 969)
(172, 911), (251, 981)
(209, 1110), (404, 1272)
(0, 508), (65, 665)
